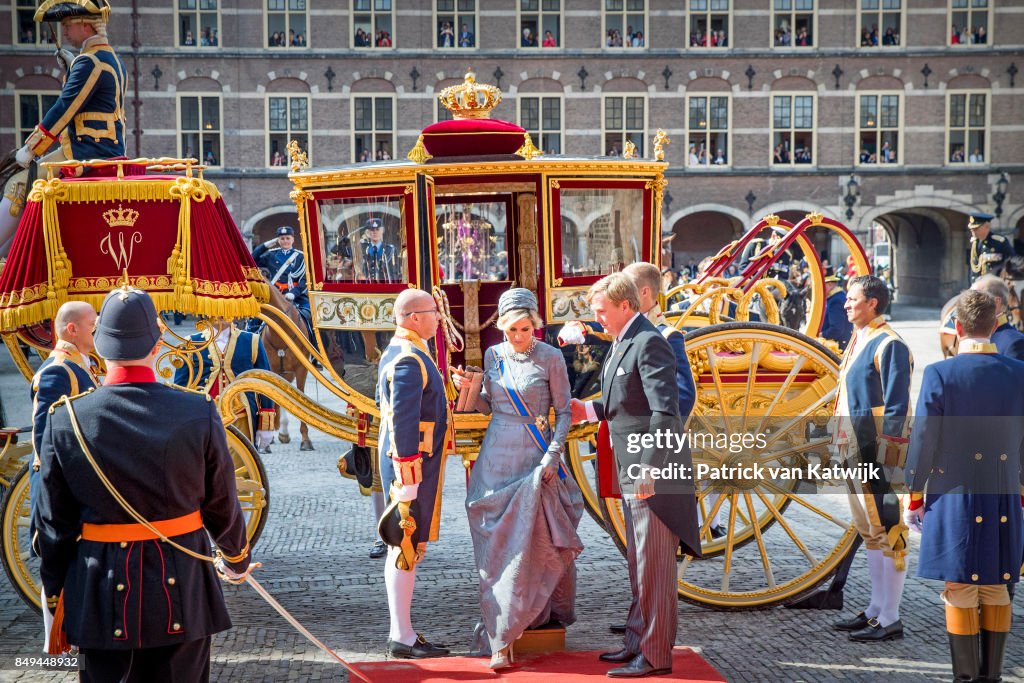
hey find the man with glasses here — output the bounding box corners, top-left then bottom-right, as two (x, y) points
(375, 289), (451, 658)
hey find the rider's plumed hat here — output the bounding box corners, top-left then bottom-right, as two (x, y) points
(93, 286), (163, 361)
(497, 288), (538, 317)
(34, 0), (110, 23)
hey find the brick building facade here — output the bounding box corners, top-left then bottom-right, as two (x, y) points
(3, 0), (1022, 304)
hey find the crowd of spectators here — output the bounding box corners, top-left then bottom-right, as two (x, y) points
(951, 24), (987, 44)
(269, 29), (305, 47)
(605, 26), (645, 47)
(183, 27), (218, 46)
(689, 29), (727, 47)
(860, 25), (899, 46)
(773, 143), (812, 164)
(859, 140), (896, 164)
(356, 148), (393, 163)
(438, 22), (474, 47)
(687, 144), (727, 166)
(774, 25), (812, 46)
(354, 28), (392, 46)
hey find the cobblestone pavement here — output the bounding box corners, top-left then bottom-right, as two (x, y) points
(1, 308), (1022, 682)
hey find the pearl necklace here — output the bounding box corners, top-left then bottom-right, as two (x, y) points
(506, 338), (537, 363)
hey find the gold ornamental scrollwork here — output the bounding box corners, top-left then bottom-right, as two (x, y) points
(762, 213), (781, 227)
(622, 139), (637, 159)
(404, 184), (415, 195)
(287, 139), (309, 172)
(549, 179), (560, 190)
(805, 211), (824, 225)
(169, 176), (210, 202)
(289, 187), (312, 211)
(28, 177), (69, 203)
(653, 129), (670, 161)
(516, 132), (542, 160)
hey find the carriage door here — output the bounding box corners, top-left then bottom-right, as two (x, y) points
(303, 178), (435, 402)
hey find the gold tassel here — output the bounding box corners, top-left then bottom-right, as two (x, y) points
(406, 135), (433, 165)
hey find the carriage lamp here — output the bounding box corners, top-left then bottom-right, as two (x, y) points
(844, 174), (860, 220)
(993, 171), (1009, 218)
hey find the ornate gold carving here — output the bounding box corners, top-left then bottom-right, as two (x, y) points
(622, 139), (637, 159)
(653, 129), (670, 161)
(287, 139), (309, 172)
(437, 69), (502, 120)
(805, 211), (824, 225)
(102, 204), (139, 227)
(549, 288), (592, 322)
(549, 179), (560, 189)
(407, 135), (433, 164)
(516, 132), (542, 160)
(311, 292), (397, 331)
(404, 184), (415, 194)
(459, 279), (483, 367)
(762, 213), (780, 226)
(516, 194), (539, 292)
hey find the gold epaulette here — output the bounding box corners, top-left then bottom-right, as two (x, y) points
(48, 387), (96, 414)
(168, 383), (214, 401)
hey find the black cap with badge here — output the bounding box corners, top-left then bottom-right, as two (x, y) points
(92, 286), (162, 361)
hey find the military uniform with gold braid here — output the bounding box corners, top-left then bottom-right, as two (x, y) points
(967, 212), (1014, 284)
(33, 287), (249, 680)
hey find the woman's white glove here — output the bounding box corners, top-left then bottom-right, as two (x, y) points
(262, 238), (279, 249)
(16, 145), (34, 168)
(285, 292), (295, 301)
(903, 505), (924, 533)
(394, 482), (419, 502)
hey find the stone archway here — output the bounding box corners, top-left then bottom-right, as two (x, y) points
(870, 207), (966, 305)
(252, 212), (301, 248)
(669, 210), (744, 271)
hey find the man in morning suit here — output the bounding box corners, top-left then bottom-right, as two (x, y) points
(376, 288), (451, 658)
(33, 287), (253, 681)
(172, 320), (277, 452)
(831, 275), (913, 643)
(905, 290), (1024, 682)
(570, 273), (700, 678)
(971, 275), (1024, 361)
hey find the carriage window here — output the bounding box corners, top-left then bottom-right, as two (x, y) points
(558, 188), (644, 278)
(318, 195), (408, 284)
(436, 200), (509, 283)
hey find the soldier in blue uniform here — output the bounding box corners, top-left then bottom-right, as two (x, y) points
(376, 288), (451, 658)
(250, 226), (312, 336)
(29, 302), (99, 555)
(16, 0), (125, 169)
(821, 267), (853, 351)
(360, 218), (400, 283)
(972, 275), (1024, 361)
(831, 275), (913, 642)
(33, 286), (252, 681)
(172, 321), (277, 452)
(967, 212), (1014, 284)
(905, 290), (1024, 683)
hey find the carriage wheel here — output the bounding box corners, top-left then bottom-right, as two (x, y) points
(564, 427), (607, 531)
(596, 322), (858, 609)
(0, 429), (268, 613)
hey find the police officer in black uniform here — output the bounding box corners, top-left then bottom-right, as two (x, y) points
(967, 212), (1013, 284)
(34, 286), (252, 682)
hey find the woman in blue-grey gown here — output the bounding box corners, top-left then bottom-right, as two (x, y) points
(453, 288), (584, 670)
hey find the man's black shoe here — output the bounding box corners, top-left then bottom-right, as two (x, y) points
(833, 612), (870, 632)
(849, 619), (904, 642)
(606, 654), (672, 678)
(369, 540), (387, 559)
(599, 648), (638, 663)
(387, 634), (449, 659)
(609, 623), (627, 634)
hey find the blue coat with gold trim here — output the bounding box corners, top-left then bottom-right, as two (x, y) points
(172, 328), (276, 439)
(906, 346), (1024, 585)
(821, 288), (853, 351)
(649, 309), (696, 417)
(252, 244), (309, 313)
(33, 382), (249, 650)
(25, 37), (126, 162)
(992, 321), (1024, 361)
(376, 328), (449, 546)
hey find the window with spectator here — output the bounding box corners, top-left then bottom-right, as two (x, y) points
(353, 96), (394, 163)
(603, 95), (645, 156)
(179, 0), (220, 48)
(950, 0), (990, 45)
(519, 96), (563, 154)
(353, 0), (394, 48)
(689, 0), (729, 48)
(268, 96), (309, 167)
(520, 0), (561, 48)
(687, 95), (729, 167)
(857, 93), (900, 166)
(771, 94), (814, 166)
(604, 0), (645, 48)
(947, 91), (988, 165)
(267, 0), (307, 47)
(773, 0), (814, 47)
(17, 92), (59, 142)
(15, 0), (57, 44)
(179, 95), (222, 166)
(436, 1), (475, 48)
(858, 0), (901, 48)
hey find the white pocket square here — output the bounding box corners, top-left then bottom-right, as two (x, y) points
(615, 367), (627, 376)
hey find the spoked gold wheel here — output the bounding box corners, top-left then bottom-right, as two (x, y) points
(564, 425), (606, 530)
(600, 322), (858, 609)
(1, 463), (40, 612)
(225, 425), (270, 546)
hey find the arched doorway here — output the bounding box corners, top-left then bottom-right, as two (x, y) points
(251, 212), (301, 248)
(669, 210), (743, 272)
(870, 208), (964, 306)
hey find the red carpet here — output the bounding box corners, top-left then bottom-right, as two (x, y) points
(351, 647), (726, 682)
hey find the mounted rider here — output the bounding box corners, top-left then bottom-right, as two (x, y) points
(250, 226), (314, 342)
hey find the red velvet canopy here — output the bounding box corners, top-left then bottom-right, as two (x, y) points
(420, 118), (527, 157)
(0, 173), (267, 330)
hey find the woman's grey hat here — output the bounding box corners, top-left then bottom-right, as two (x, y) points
(497, 288), (538, 317)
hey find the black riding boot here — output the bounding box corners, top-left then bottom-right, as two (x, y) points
(978, 629), (1008, 683)
(948, 632), (980, 682)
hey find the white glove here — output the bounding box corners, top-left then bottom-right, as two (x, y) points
(557, 321), (587, 346)
(904, 505), (924, 533)
(215, 557), (261, 585)
(285, 292), (295, 301)
(394, 482), (419, 502)
(15, 145), (34, 169)
(262, 238), (278, 248)
(256, 430), (275, 449)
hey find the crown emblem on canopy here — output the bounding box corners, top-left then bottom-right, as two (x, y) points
(438, 70), (502, 120)
(103, 204), (139, 228)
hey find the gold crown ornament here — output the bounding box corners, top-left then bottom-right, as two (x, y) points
(103, 204), (140, 228)
(438, 70), (502, 120)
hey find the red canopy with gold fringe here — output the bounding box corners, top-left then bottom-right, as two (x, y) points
(0, 164), (267, 330)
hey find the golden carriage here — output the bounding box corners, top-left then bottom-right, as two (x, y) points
(1, 71), (877, 612)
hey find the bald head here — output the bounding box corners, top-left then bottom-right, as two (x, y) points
(394, 289), (439, 339)
(53, 300), (97, 354)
